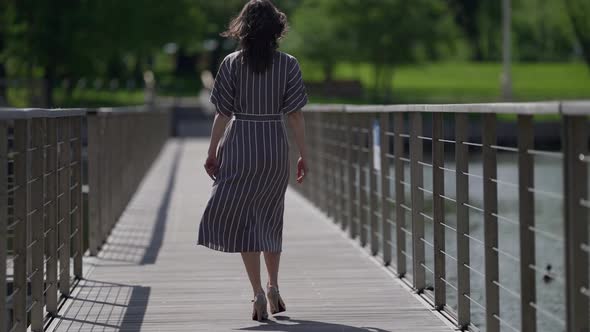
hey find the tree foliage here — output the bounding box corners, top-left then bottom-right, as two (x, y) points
(566, 0), (590, 68)
(2, 0), (206, 106)
(288, 0), (458, 101)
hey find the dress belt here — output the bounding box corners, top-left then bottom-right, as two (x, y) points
(233, 113), (283, 121)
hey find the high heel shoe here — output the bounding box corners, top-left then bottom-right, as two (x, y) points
(251, 292), (268, 321)
(266, 285), (286, 315)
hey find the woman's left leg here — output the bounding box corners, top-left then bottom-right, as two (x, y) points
(263, 252), (281, 288)
(263, 251), (286, 314)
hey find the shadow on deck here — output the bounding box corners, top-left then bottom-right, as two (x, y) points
(47, 139), (453, 332)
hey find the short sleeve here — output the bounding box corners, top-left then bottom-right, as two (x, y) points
(281, 58), (308, 114)
(210, 57), (235, 117)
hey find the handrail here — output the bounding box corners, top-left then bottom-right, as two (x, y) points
(0, 108), (86, 119)
(1, 104), (170, 332)
(303, 100), (590, 115)
(288, 101), (589, 332)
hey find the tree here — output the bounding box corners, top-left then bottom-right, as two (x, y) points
(290, 0), (457, 101)
(285, 0), (355, 83)
(3, 0), (206, 106)
(0, 1), (7, 105)
(566, 0), (590, 69)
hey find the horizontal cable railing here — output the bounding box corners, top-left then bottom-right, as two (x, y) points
(287, 101), (589, 332)
(1, 105), (170, 332)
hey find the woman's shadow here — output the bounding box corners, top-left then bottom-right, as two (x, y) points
(237, 315), (392, 332)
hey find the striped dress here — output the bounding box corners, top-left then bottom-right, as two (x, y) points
(197, 50), (308, 253)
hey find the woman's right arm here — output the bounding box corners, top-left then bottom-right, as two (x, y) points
(287, 110), (308, 183)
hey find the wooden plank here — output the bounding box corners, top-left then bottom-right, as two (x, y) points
(482, 113), (499, 332)
(517, 115), (536, 332)
(47, 139), (453, 332)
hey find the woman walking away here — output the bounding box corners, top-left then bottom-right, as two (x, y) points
(196, 0), (309, 322)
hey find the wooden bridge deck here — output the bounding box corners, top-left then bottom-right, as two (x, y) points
(47, 139), (453, 332)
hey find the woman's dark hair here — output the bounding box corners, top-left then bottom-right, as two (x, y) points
(221, 0), (288, 73)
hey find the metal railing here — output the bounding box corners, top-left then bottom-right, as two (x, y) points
(0, 109), (85, 332)
(86, 106), (169, 255)
(1, 105), (169, 332)
(288, 101), (590, 332)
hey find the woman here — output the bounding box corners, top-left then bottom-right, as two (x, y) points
(196, 0), (308, 322)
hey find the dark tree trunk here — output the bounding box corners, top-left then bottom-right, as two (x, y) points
(44, 65), (55, 108)
(322, 62), (334, 97)
(133, 55), (143, 84)
(0, 33), (6, 105)
(323, 63), (334, 83)
(382, 66), (394, 103)
(175, 47), (197, 77)
(0, 62), (6, 106)
(565, 0), (590, 71)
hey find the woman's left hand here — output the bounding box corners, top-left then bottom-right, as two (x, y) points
(204, 154), (219, 181)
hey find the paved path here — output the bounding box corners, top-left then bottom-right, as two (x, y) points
(48, 139), (453, 332)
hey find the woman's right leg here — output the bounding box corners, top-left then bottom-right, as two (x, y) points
(240, 252), (264, 296)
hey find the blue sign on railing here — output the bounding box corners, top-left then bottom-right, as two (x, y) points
(373, 118), (380, 171)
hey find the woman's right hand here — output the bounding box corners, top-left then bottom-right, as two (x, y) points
(296, 157), (308, 184)
(204, 154), (219, 181)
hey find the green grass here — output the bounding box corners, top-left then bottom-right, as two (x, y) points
(5, 61), (589, 109)
(7, 87), (145, 108)
(54, 89), (145, 108)
(300, 61), (590, 104)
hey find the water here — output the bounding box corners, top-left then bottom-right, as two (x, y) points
(375, 153), (571, 331)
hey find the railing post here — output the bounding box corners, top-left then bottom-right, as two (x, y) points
(318, 113), (327, 213)
(563, 114), (589, 332)
(310, 114), (320, 208)
(518, 114), (536, 332)
(347, 112), (356, 238)
(44, 118), (58, 316)
(87, 114), (101, 255)
(359, 113), (368, 247)
(30, 118), (45, 331)
(58, 117), (71, 297)
(336, 112), (348, 230)
(71, 117), (83, 278)
(325, 116), (333, 219)
(410, 112), (425, 291)
(13, 119), (29, 332)
(482, 113), (499, 332)
(0, 121), (7, 332)
(394, 113), (406, 276)
(455, 113), (471, 329)
(380, 112), (392, 265)
(369, 113), (379, 255)
(432, 112), (446, 310)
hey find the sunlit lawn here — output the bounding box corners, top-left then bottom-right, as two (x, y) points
(5, 62), (589, 114)
(302, 61), (590, 104)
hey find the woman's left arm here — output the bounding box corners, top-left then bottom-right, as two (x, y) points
(204, 113), (231, 179)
